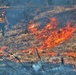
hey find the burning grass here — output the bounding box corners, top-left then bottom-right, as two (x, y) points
(0, 17), (76, 63)
(28, 17), (76, 50)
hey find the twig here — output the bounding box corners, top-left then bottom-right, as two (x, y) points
(4, 50), (28, 70)
(35, 48), (45, 71)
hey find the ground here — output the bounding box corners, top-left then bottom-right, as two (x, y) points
(0, 4), (76, 75)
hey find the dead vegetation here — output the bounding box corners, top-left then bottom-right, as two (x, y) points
(0, 4), (76, 64)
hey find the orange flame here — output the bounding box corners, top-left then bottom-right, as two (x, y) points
(28, 17), (76, 50)
(0, 18), (76, 63)
(64, 52), (76, 58)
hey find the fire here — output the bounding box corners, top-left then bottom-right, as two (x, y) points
(0, 46), (7, 56)
(28, 17), (76, 50)
(28, 21), (38, 34)
(0, 18), (76, 63)
(64, 52), (76, 58)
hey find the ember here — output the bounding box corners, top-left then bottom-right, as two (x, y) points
(64, 52), (76, 58)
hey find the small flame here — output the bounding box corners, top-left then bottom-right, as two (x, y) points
(0, 46), (7, 56)
(64, 52), (76, 58)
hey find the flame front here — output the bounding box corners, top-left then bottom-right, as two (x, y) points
(0, 18), (76, 63)
(28, 18), (76, 50)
